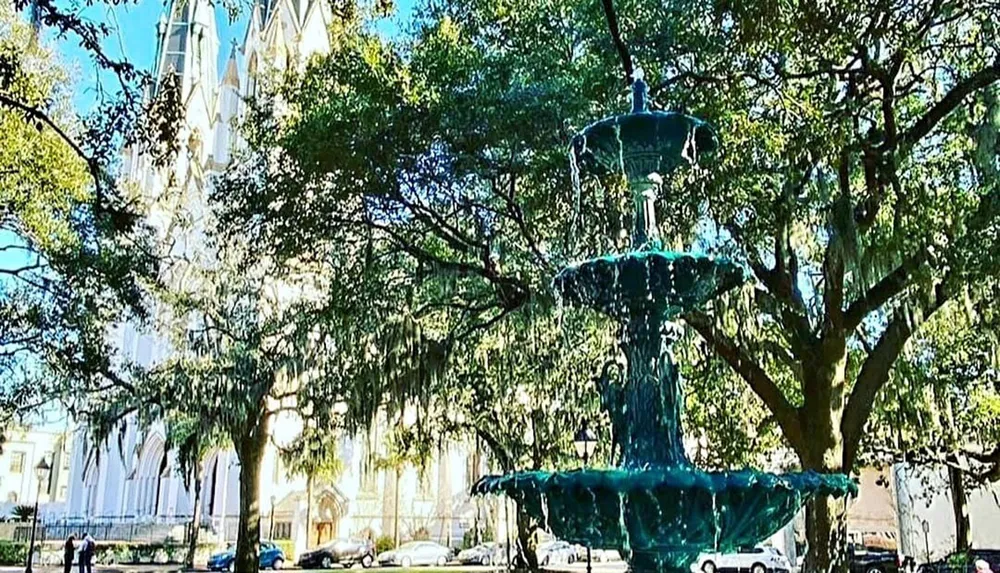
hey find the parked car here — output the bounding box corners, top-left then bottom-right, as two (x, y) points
(575, 546), (622, 563)
(794, 545), (903, 573)
(298, 538), (376, 569)
(458, 542), (507, 565)
(208, 541), (286, 571)
(919, 551), (1000, 573)
(846, 545), (902, 573)
(537, 541), (577, 565)
(694, 546), (791, 573)
(378, 541), (452, 567)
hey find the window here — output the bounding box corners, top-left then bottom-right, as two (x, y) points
(274, 522), (292, 540)
(9, 452), (25, 473)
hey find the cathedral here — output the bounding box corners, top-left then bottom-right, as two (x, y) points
(63, 0), (487, 558)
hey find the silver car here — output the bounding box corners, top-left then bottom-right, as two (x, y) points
(378, 541), (452, 567)
(538, 541), (577, 565)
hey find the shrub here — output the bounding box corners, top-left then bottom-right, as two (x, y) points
(411, 527), (431, 541)
(461, 523), (495, 549)
(0, 541), (28, 566)
(376, 535), (395, 554)
(10, 505), (34, 522)
(274, 540), (295, 561)
(90, 543), (187, 565)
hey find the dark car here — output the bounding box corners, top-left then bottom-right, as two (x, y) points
(297, 538), (376, 569)
(847, 545), (902, 573)
(919, 551), (1000, 573)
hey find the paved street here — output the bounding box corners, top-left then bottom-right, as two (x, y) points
(0, 564), (629, 573)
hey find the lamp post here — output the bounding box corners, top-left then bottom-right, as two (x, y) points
(573, 421), (598, 573)
(921, 520), (931, 564)
(24, 457), (51, 573)
(269, 495), (277, 541)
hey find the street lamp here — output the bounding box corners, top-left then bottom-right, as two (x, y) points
(573, 420), (598, 465)
(269, 495), (277, 541)
(922, 520), (931, 564)
(573, 421), (598, 573)
(24, 457), (51, 573)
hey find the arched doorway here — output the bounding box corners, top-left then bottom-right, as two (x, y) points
(134, 434), (166, 517)
(312, 486), (347, 546)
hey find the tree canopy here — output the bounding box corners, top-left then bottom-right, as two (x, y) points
(0, 2), (159, 442)
(212, 0), (1000, 570)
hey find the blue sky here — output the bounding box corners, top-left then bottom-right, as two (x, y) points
(56, 0), (415, 114)
(57, 0), (248, 114)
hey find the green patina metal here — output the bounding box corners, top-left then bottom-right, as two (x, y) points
(472, 70), (856, 573)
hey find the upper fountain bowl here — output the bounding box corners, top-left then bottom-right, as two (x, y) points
(555, 251), (745, 321)
(571, 111), (718, 182)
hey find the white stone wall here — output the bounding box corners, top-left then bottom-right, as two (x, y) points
(895, 464), (1000, 561)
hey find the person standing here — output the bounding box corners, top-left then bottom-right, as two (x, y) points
(78, 532), (94, 573)
(63, 535), (76, 573)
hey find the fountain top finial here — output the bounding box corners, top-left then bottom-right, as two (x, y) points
(631, 67), (648, 113)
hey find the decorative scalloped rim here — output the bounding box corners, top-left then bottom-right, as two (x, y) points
(472, 468), (858, 498)
(553, 251), (748, 317)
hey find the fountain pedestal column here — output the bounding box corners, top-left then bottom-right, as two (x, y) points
(602, 314), (688, 470)
(631, 174), (663, 249)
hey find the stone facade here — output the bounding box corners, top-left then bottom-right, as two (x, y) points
(63, 0), (485, 557)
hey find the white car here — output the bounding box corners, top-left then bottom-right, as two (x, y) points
(694, 547), (792, 573)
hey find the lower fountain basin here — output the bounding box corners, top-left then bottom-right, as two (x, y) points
(554, 251), (746, 320)
(473, 468), (855, 571)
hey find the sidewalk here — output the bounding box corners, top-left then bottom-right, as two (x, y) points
(0, 565), (183, 573)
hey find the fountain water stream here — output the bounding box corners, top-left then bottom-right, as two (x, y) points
(472, 70), (856, 573)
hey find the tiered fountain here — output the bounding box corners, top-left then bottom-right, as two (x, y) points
(471, 71), (856, 573)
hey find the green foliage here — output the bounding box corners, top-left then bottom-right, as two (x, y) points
(280, 424), (344, 485)
(212, 0), (1000, 570)
(411, 527), (431, 541)
(92, 542), (188, 565)
(0, 1), (157, 437)
(165, 413), (228, 488)
(865, 301), (1000, 482)
(10, 504), (34, 521)
(0, 541), (27, 566)
(274, 540), (296, 561)
(376, 535), (396, 554)
(461, 524), (494, 549)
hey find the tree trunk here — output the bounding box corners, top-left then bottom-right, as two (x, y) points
(393, 467), (401, 548)
(800, 345), (849, 573)
(186, 462), (204, 569)
(235, 420), (268, 573)
(514, 504), (539, 572)
(306, 473), (314, 549)
(804, 495), (848, 573)
(948, 465), (971, 552)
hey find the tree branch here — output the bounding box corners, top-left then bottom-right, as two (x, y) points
(685, 310), (806, 454)
(0, 93), (102, 187)
(843, 247), (931, 331)
(842, 281), (953, 469)
(598, 0), (633, 84)
(899, 60), (1000, 151)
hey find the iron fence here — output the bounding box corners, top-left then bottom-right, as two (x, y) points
(1, 517), (195, 544)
